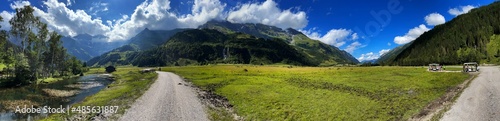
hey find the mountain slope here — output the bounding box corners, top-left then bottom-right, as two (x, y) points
(86, 28), (186, 66)
(386, 2), (500, 65)
(291, 34), (359, 65)
(130, 29), (317, 67)
(61, 34), (126, 61)
(376, 42), (412, 65)
(199, 20), (292, 41)
(200, 20), (359, 65)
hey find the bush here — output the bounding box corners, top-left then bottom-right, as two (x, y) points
(105, 66), (116, 73)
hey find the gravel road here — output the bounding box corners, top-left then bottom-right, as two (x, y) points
(120, 72), (208, 121)
(441, 66), (500, 121)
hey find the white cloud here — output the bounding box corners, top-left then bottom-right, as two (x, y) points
(301, 28), (358, 47)
(357, 49), (390, 62)
(33, 0), (111, 37)
(89, 2), (109, 15)
(379, 49), (390, 56)
(66, 0), (74, 6)
(10, 1), (31, 9)
(424, 13), (445, 26)
(394, 24), (429, 45)
(0, 11), (14, 30)
(3, 0), (324, 43)
(227, 0), (307, 29)
(351, 33), (358, 40)
(107, 0), (226, 41)
(4, 0), (227, 41)
(358, 52), (377, 62)
(344, 41), (362, 53)
(387, 42), (391, 46)
(448, 5), (476, 16)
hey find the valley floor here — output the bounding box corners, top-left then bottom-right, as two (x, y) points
(160, 65), (469, 120)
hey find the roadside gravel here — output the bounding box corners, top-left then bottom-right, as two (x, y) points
(441, 66), (500, 121)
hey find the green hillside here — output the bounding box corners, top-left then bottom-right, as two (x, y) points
(199, 20), (292, 41)
(200, 21), (359, 65)
(386, 2), (500, 65)
(377, 42), (412, 65)
(130, 29), (317, 66)
(291, 34), (359, 66)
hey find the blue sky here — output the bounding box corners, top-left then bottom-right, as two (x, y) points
(0, 0), (495, 61)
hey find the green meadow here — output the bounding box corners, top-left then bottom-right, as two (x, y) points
(161, 65), (469, 120)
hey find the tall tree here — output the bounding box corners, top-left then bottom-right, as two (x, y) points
(44, 31), (63, 77)
(0, 14), (14, 79)
(33, 22), (49, 79)
(9, 5), (51, 82)
(9, 5), (39, 53)
(0, 15), (5, 58)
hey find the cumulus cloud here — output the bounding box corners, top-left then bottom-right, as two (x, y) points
(301, 28), (358, 47)
(448, 5), (476, 16)
(3, 0), (112, 37)
(424, 13), (445, 26)
(107, 0), (226, 41)
(227, 0), (307, 29)
(394, 24), (429, 45)
(0, 11), (14, 30)
(4, 0), (227, 41)
(3, 0), (329, 43)
(358, 52), (377, 62)
(357, 49), (390, 62)
(34, 0), (111, 37)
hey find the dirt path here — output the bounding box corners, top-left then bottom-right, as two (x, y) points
(120, 72), (208, 121)
(441, 66), (500, 121)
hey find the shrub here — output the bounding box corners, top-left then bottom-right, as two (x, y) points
(105, 66), (116, 73)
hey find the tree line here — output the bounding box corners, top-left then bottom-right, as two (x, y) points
(0, 6), (85, 87)
(382, 2), (500, 66)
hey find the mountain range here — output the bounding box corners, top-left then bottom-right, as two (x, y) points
(86, 28), (186, 66)
(200, 21), (359, 65)
(86, 20), (359, 67)
(61, 34), (127, 61)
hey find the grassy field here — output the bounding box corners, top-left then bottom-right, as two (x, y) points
(444, 67), (464, 71)
(43, 67), (157, 120)
(161, 65), (469, 120)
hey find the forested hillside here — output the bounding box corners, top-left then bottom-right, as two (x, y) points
(130, 29), (317, 66)
(291, 34), (359, 65)
(386, 2), (500, 65)
(199, 20), (293, 41)
(200, 20), (359, 65)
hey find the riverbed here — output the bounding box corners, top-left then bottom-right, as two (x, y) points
(0, 74), (113, 120)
